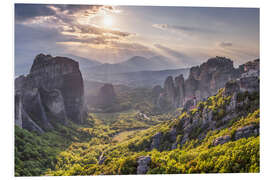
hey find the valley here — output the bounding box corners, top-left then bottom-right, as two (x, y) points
(14, 55), (260, 176)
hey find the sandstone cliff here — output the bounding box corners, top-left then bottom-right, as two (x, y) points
(15, 54), (85, 133)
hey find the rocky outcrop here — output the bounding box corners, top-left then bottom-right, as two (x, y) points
(15, 54), (85, 132)
(213, 124), (259, 146)
(151, 132), (162, 150)
(154, 57), (260, 111)
(185, 57), (235, 100)
(234, 125), (259, 140)
(163, 76), (175, 105)
(98, 154), (107, 165)
(239, 76), (259, 92)
(213, 135), (231, 146)
(137, 156), (151, 174)
(174, 74), (185, 107)
(149, 74), (259, 150)
(97, 83), (117, 107)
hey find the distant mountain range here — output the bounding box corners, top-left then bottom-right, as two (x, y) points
(83, 55), (181, 76)
(85, 68), (189, 87)
(77, 55), (188, 87)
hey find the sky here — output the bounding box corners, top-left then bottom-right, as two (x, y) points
(15, 4), (259, 76)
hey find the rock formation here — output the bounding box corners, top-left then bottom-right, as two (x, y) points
(213, 124), (259, 146)
(97, 83), (117, 107)
(137, 156), (151, 174)
(148, 62), (259, 151)
(174, 74), (185, 108)
(15, 54), (85, 132)
(154, 57), (260, 110)
(151, 132), (162, 150)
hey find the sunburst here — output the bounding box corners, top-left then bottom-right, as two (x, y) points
(103, 15), (113, 27)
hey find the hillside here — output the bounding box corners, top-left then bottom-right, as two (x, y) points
(14, 55), (260, 176)
(15, 84), (259, 176)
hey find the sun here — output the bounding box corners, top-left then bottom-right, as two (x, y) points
(103, 16), (113, 27)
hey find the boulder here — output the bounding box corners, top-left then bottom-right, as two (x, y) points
(213, 135), (231, 146)
(151, 132), (162, 150)
(98, 155), (107, 165)
(137, 156), (151, 174)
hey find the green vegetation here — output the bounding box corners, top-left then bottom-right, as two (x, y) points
(15, 126), (60, 176)
(15, 88), (260, 176)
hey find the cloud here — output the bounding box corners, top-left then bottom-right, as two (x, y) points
(219, 41), (233, 47)
(62, 24), (132, 38)
(15, 4), (132, 48)
(15, 5), (158, 66)
(15, 4), (56, 22)
(152, 23), (216, 35)
(154, 44), (199, 66)
(15, 4), (116, 22)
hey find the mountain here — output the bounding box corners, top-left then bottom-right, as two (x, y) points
(81, 55), (189, 87)
(85, 55), (180, 76)
(84, 68), (189, 88)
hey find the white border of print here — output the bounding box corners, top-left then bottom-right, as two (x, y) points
(1, 0), (269, 180)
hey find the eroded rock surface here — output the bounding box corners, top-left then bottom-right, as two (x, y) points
(154, 57), (260, 111)
(15, 54), (85, 132)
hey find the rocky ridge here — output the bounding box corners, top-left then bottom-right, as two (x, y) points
(153, 57), (259, 110)
(147, 58), (259, 151)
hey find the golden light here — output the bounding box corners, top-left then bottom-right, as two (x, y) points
(103, 16), (113, 27)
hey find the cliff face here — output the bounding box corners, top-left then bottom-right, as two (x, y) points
(15, 54), (85, 133)
(184, 57), (236, 100)
(148, 74), (259, 151)
(154, 57), (259, 110)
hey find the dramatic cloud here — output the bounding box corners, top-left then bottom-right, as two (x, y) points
(15, 5), (259, 75)
(219, 42), (233, 47)
(15, 4), (134, 48)
(152, 23), (217, 35)
(15, 4), (117, 22)
(15, 4), (160, 70)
